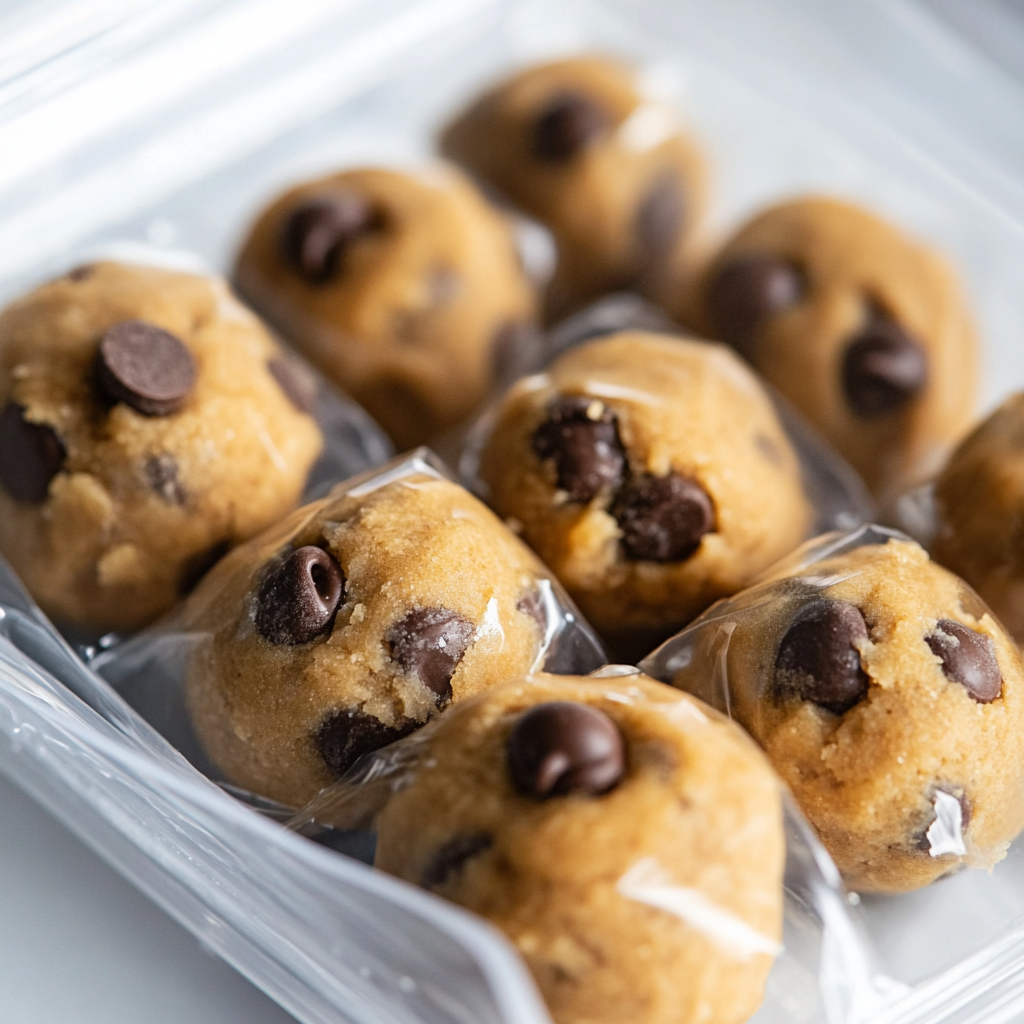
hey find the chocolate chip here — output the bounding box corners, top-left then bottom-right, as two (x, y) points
(145, 453), (185, 505)
(314, 708), (419, 778)
(612, 472), (715, 562)
(255, 545), (344, 645)
(841, 315), (927, 417)
(96, 320), (197, 416)
(507, 701), (625, 799)
(532, 396), (625, 503)
(268, 356), (317, 415)
(532, 93), (609, 162)
(914, 787), (972, 853)
(280, 194), (376, 284)
(775, 599), (870, 714)
(926, 620), (1002, 703)
(706, 254), (805, 358)
(635, 170), (684, 269)
(421, 833), (493, 889)
(0, 403), (65, 503)
(387, 607), (475, 704)
(66, 264), (94, 282)
(178, 538), (231, 594)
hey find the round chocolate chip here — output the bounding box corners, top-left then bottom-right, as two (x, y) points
(926, 620), (1002, 703)
(0, 403), (65, 504)
(255, 545), (344, 645)
(421, 833), (493, 889)
(268, 356), (317, 415)
(507, 701), (625, 799)
(280, 194), (376, 284)
(97, 320), (197, 417)
(314, 707), (418, 778)
(387, 607), (475, 705)
(775, 599), (870, 714)
(635, 170), (685, 269)
(613, 472), (715, 562)
(705, 254), (805, 358)
(532, 93), (609, 162)
(532, 395), (625, 503)
(841, 316), (927, 418)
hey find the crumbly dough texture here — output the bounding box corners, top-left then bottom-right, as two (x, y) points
(933, 393), (1024, 643)
(374, 672), (784, 1024)
(185, 472), (551, 807)
(441, 56), (708, 320)
(683, 197), (977, 499)
(234, 165), (537, 450)
(0, 261), (322, 632)
(476, 331), (812, 659)
(668, 538), (1024, 892)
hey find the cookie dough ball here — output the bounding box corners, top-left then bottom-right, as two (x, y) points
(683, 197), (977, 500)
(185, 470), (567, 807)
(374, 672), (784, 1024)
(475, 331), (813, 660)
(234, 166), (538, 450)
(933, 393), (1024, 642)
(0, 262), (323, 633)
(661, 535), (1024, 892)
(441, 56), (708, 320)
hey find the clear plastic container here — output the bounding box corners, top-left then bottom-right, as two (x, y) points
(3, 1), (1024, 1022)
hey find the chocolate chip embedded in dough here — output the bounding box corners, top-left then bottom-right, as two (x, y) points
(775, 599), (870, 714)
(268, 356), (318, 415)
(145, 453), (186, 506)
(314, 707), (419, 778)
(841, 316), (927, 418)
(914, 787), (972, 854)
(255, 545), (344, 645)
(507, 701), (625, 799)
(706, 254), (805, 358)
(532, 93), (609, 162)
(532, 395), (625, 503)
(280, 194), (377, 284)
(0, 403), (65, 504)
(635, 169), (685, 269)
(421, 833), (493, 889)
(97, 320), (197, 416)
(613, 471), (716, 562)
(387, 607), (475, 705)
(926, 619), (1002, 703)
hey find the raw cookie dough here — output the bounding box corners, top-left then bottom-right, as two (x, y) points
(656, 533), (1024, 892)
(0, 261), (323, 632)
(933, 392), (1024, 643)
(474, 331), (813, 660)
(234, 165), (538, 450)
(373, 672), (784, 1024)
(441, 56), (708, 320)
(185, 468), (564, 807)
(682, 197), (977, 500)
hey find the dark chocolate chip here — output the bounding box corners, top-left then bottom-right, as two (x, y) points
(841, 315), (927, 418)
(421, 833), (493, 889)
(612, 472), (716, 562)
(280, 194), (377, 284)
(96, 320), (197, 416)
(507, 701), (625, 799)
(268, 356), (318, 415)
(775, 599), (870, 714)
(145, 453), (185, 505)
(387, 607), (475, 705)
(178, 538), (231, 594)
(532, 93), (609, 162)
(706, 254), (805, 358)
(532, 395), (625, 503)
(255, 545), (344, 645)
(0, 403), (65, 503)
(314, 707), (419, 778)
(66, 264), (94, 282)
(635, 170), (685, 269)
(914, 787), (972, 853)
(926, 620), (1002, 703)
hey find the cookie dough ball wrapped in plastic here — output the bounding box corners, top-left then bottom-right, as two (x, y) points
(641, 525), (1024, 893)
(234, 165), (539, 450)
(184, 451), (603, 807)
(469, 330), (814, 660)
(441, 56), (708, 320)
(298, 671), (784, 1024)
(682, 197), (977, 501)
(0, 261), (323, 633)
